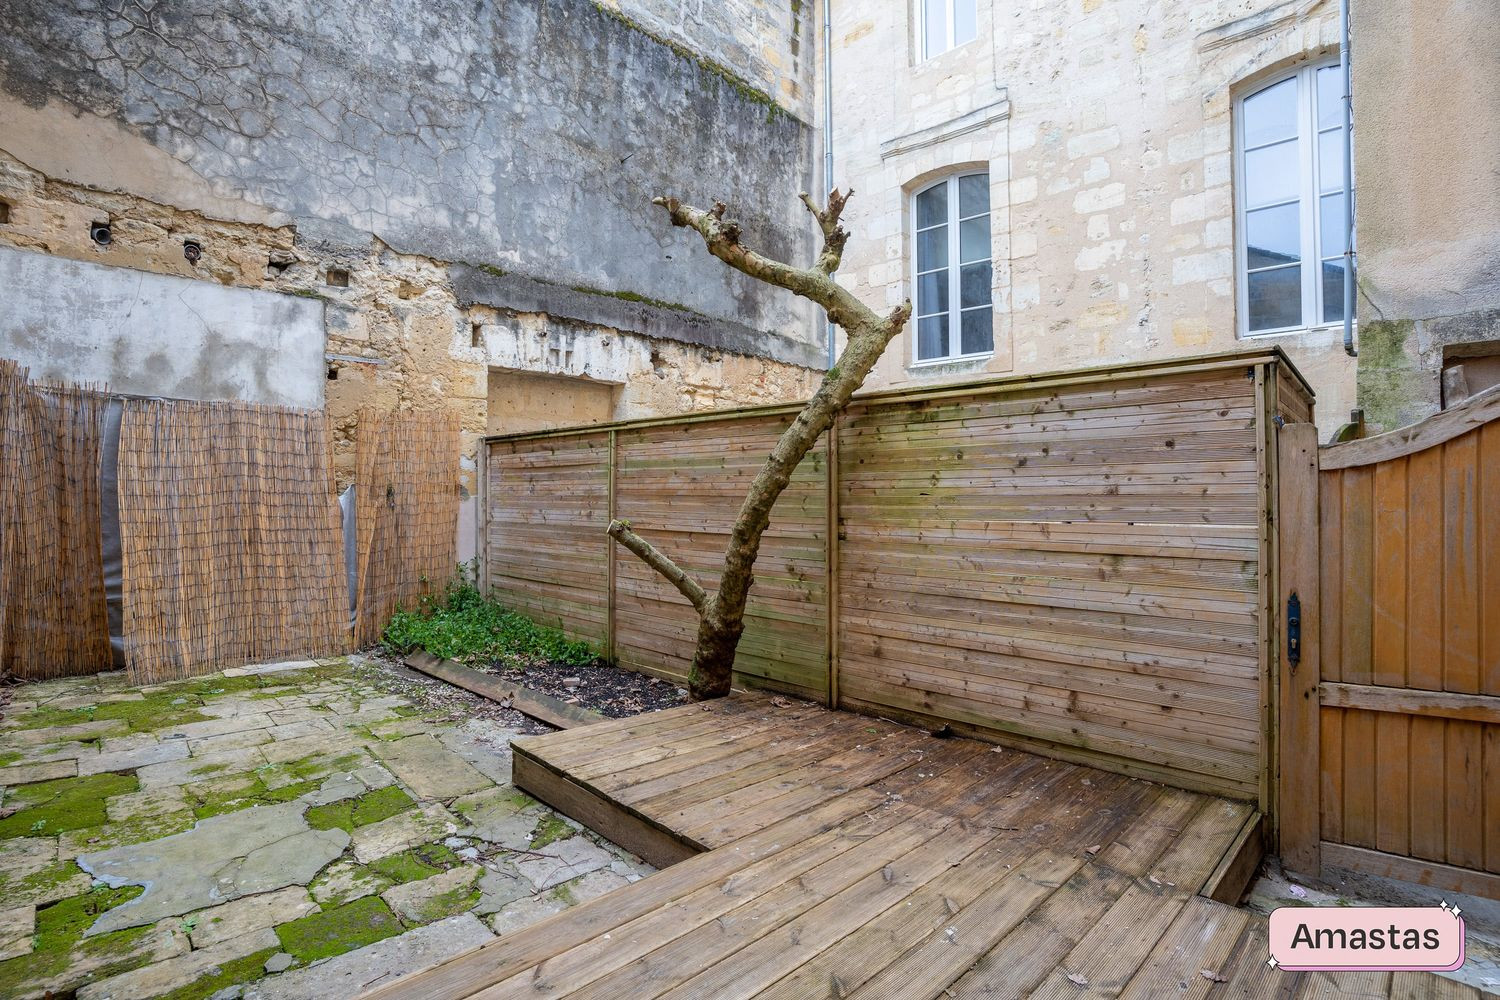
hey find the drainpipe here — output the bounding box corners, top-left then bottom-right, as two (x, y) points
(1340, 0), (1357, 356)
(824, 0), (837, 369)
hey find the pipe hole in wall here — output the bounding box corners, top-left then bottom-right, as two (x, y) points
(0, 201), (10, 224)
(326, 268), (350, 287)
(90, 221), (113, 246)
(471, 323), (483, 349)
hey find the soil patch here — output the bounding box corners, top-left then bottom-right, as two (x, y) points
(479, 659), (687, 720)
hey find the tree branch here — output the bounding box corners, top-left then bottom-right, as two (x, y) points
(652, 193), (876, 328)
(606, 519), (707, 614)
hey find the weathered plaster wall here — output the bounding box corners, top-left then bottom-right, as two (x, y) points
(0, 0), (825, 561)
(826, 0), (1358, 440)
(0, 246), (325, 407)
(595, 0), (816, 118)
(1349, 0), (1500, 430)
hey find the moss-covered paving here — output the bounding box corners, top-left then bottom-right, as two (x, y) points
(0, 656), (650, 998)
(274, 896), (404, 963)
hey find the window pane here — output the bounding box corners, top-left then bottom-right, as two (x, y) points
(959, 217), (989, 263)
(1246, 203), (1300, 269)
(917, 314), (949, 360)
(917, 269), (949, 317)
(917, 226), (948, 271)
(923, 0), (947, 58)
(958, 174), (989, 217)
(953, 0), (977, 47)
(1318, 129), (1345, 194)
(916, 183), (947, 229)
(960, 308), (992, 355)
(1245, 139), (1299, 208)
(1322, 259), (1349, 324)
(1243, 77), (1298, 148)
(1320, 192), (1347, 257)
(1247, 266), (1302, 332)
(1316, 66), (1343, 130)
(959, 262), (991, 308)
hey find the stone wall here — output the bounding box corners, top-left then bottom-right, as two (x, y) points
(826, 0), (1359, 439)
(0, 0), (825, 561)
(1350, 0), (1500, 430)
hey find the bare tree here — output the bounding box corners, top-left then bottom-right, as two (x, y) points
(607, 189), (911, 699)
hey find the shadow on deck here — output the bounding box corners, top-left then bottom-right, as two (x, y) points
(360, 692), (1480, 1000)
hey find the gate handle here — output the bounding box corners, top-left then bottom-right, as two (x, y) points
(1287, 591), (1301, 671)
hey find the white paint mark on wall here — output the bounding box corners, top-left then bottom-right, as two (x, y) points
(0, 246), (325, 408)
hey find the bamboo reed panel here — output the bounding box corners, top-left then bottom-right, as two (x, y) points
(481, 357), (1296, 797)
(353, 409), (460, 646)
(1318, 403), (1500, 877)
(118, 398), (348, 682)
(0, 361), (112, 678)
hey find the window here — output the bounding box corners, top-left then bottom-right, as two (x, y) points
(913, 173), (992, 363)
(1236, 61), (1353, 336)
(920, 0), (977, 60)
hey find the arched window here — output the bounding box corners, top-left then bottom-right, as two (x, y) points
(1236, 60), (1353, 336)
(912, 172), (992, 363)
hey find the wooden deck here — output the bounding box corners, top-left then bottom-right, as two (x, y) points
(362, 694), (1488, 1000)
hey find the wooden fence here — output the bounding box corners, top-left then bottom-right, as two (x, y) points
(483, 349), (1314, 805)
(1278, 386), (1500, 898)
(117, 398), (349, 682)
(0, 362), (112, 678)
(353, 409), (461, 646)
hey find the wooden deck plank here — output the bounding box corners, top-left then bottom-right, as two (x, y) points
(367, 699), (1464, 1000)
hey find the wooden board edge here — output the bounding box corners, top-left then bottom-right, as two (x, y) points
(1319, 383), (1500, 470)
(1319, 842), (1500, 902)
(402, 651), (605, 729)
(836, 694), (1259, 801)
(1203, 811), (1266, 905)
(1320, 681), (1500, 724)
(511, 747), (703, 870)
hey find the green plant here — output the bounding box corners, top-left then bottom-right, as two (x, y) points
(380, 581), (596, 667)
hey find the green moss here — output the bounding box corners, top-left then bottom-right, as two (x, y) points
(274, 896), (403, 963)
(0, 886), (158, 997)
(62, 809), (197, 854)
(567, 283), (695, 313)
(407, 879), (482, 924)
(0, 859), (88, 902)
(529, 814), (574, 850)
(589, 2), (791, 123)
(0, 750), (23, 767)
(0, 772), (138, 838)
(183, 771), (322, 819)
(307, 785), (415, 833)
(155, 946), (281, 1000)
(368, 844), (459, 886)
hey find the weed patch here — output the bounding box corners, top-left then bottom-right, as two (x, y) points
(381, 582), (595, 666)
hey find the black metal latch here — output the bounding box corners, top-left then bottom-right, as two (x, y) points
(1287, 592), (1301, 670)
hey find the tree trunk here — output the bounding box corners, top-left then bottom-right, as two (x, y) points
(608, 189), (910, 699)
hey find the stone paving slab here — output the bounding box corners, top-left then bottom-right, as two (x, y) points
(373, 734), (492, 801)
(239, 914), (493, 1000)
(188, 886), (319, 949)
(351, 803), (458, 864)
(80, 739), (189, 776)
(0, 906), (34, 962)
(0, 759), (76, 785)
(78, 927), (280, 1000)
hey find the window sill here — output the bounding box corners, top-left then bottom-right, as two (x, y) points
(908, 352), (994, 373)
(1241, 323), (1358, 340)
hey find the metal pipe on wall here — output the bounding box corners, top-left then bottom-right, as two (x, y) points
(824, 0), (837, 369)
(1340, 0), (1357, 357)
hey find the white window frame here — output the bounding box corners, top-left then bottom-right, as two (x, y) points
(1234, 58), (1353, 338)
(910, 172), (993, 367)
(917, 0), (978, 61)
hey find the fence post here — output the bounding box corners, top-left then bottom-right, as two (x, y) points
(1277, 421), (1321, 877)
(826, 414), (839, 710)
(606, 428), (617, 665)
(476, 439), (488, 593)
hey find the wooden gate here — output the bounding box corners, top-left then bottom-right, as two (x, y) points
(1278, 387), (1500, 898)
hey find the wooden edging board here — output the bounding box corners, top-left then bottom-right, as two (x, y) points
(402, 651), (605, 730)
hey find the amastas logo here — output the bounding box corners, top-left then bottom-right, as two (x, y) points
(1267, 903), (1466, 972)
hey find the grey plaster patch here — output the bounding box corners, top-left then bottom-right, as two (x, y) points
(239, 914), (493, 999)
(76, 802), (350, 936)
